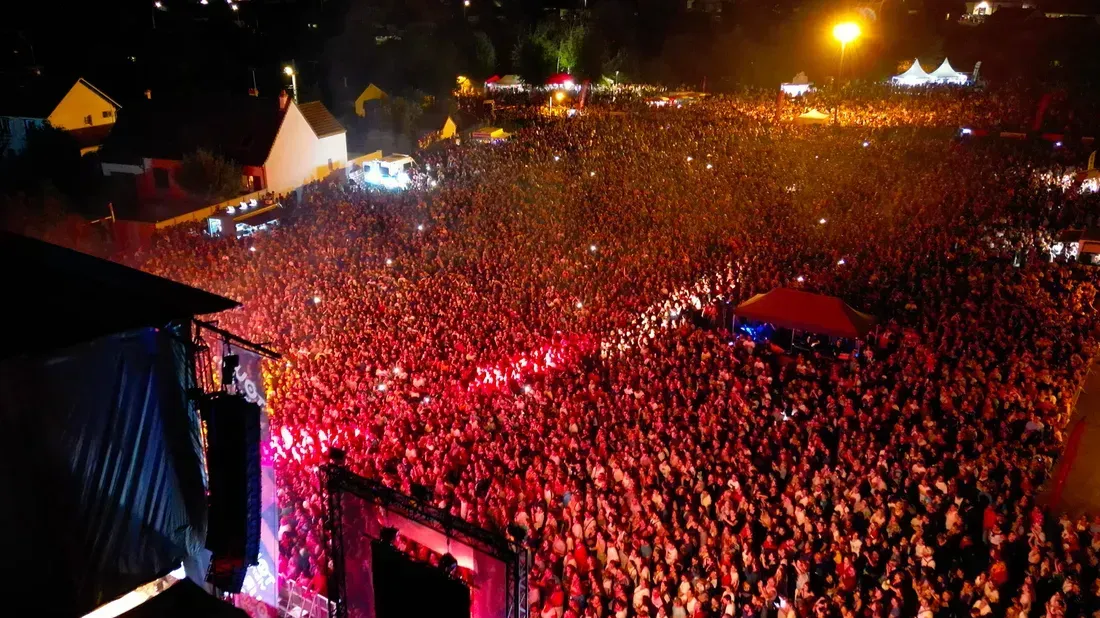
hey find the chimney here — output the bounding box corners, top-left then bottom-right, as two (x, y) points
(144, 89), (152, 100)
(279, 90), (290, 110)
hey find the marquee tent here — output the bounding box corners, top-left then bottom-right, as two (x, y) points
(491, 75), (524, 89)
(795, 109), (831, 125)
(733, 288), (875, 339)
(928, 59), (968, 84)
(892, 59), (931, 86)
(547, 73), (576, 87)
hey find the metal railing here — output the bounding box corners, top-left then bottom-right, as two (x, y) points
(278, 576), (330, 618)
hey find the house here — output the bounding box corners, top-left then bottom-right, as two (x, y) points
(355, 83), (389, 117)
(0, 77), (120, 156)
(100, 92), (347, 222)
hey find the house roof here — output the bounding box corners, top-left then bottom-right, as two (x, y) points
(0, 76), (118, 120)
(298, 101), (345, 138)
(102, 96), (288, 167)
(69, 124), (115, 150)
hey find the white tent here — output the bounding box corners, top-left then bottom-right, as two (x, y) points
(493, 75), (524, 89)
(891, 59), (931, 86)
(928, 59), (968, 85)
(795, 109), (831, 125)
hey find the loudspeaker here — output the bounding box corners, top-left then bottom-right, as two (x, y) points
(201, 393), (261, 593)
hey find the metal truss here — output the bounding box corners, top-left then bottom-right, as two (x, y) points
(322, 462), (528, 618)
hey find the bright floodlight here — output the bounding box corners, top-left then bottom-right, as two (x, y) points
(231, 3), (238, 10)
(464, 0), (470, 6)
(819, 218), (827, 224)
(576, 301), (584, 309)
(249, 246), (256, 252)
(833, 22), (860, 45)
(154, 1), (162, 7)
(313, 296), (322, 304)
(283, 66), (295, 76)
(796, 276), (805, 283)
(385, 258), (393, 266)
(417, 224), (425, 231)
(555, 91), (565, 102)
(837, 258), (845, 265)
(590, 244), (597, 252)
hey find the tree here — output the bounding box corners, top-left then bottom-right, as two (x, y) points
(175, 149), (243, 202)
(471, 31), (497, 80)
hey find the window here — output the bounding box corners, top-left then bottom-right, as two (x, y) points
(153, 168), (170, 190)
(102, 110), (114, 119)
(84, 115), (93, 126)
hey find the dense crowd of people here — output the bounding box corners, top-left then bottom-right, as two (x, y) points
(124, 89), (1100, 618)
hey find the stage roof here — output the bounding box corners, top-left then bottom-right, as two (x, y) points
(734, 288), (874, 339)
(1, 232), (239, 356)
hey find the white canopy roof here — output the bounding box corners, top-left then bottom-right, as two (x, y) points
(929, 59), (968, 83)
(795, 109), (831, 125)
(893, 59), (930, 84)
(496, 75), (523, 87)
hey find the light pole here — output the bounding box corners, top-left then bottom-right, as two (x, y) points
(463, 0), (470, 19)
(832, 22), (861, 80)
(152, 1), (162, 29)
(284, 65), (297, 103)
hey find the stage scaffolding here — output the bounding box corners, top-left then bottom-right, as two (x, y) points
(322, 462), (528, 618)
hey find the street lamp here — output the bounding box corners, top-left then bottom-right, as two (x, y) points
(832, 22), (861, 79)
(463, 0), (470, 18)
(284, 65), (297, 103)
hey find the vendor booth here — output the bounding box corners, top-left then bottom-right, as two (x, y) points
(928, 59), (969, 84)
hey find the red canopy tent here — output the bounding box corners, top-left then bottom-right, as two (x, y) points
(547, 73), (575, 86)
(733, 288), (874, 339)
(484, 75), (501, 85)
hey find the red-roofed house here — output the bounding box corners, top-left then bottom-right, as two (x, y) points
(100, 93), (347, 222)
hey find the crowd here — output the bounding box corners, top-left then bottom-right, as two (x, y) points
(124, 90), (1100, 618)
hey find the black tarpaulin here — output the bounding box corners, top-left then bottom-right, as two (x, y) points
(0, 326), (208, 617)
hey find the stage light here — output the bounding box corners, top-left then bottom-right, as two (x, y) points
(576, 301), (584, 309)
(553, 155), (560, 161)
(555, 91), (565, 102)
(819, 218), (827, 224)
(385, 258), (393, 266)
(832, 22), (861, 45)
(590, 244), (597, 252)
(1055, 141), (1063, 148)
(417, 224), (425, 231)
(837, 258), (845, 265)
(313, 295), (322, 304)
(796, 276), (805, 282)
(862, 141), (869, 147)
(960, 128), (973, 135)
